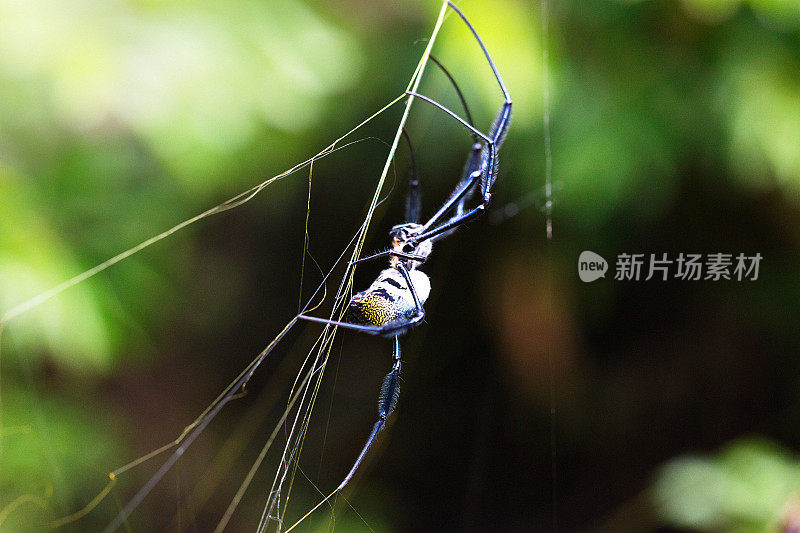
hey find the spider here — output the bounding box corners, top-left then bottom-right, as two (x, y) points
(298, 0), (511, 492)
(95, 5), (510, 530)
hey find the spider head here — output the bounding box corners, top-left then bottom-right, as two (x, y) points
(389, 223), (432, 268)
(389, 223), (421, 247)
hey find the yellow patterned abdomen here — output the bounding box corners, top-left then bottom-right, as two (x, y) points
(349, 290), (401, 326)
(347, 268), (430, 327)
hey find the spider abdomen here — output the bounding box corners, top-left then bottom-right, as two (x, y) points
(348, 268), (430, 327)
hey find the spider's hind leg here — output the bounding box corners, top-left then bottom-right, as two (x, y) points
(336, 334), (402, 491)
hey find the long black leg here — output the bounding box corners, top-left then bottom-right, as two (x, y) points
(417, 201), (486, 243)
(401, 56), (477, 228)
(407, 92), (490, 142)
(453, 146), (483, 219)
(297, 310), (425, 336)
(406, 103), (510, 244)
(424, 55), (482, 224)
(420, 162), (481, 235)
(428, 54), (477, 135)
(400, 92), (481, 233)
(297, 314), (390, 335)
(404, 1), (512, 246)
(299, 268), (422, 489)
(395, 262), (423, 313)
(429, 54), (483, 226)
(336, 334), (402, 491)
(446, 1), (511, 103)
(414, 144), (500, 243)
(352, 249), (427, 265)
(401, 128), (422, 224)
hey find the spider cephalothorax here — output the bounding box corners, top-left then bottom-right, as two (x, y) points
(389, 223), (432, 268)
(298, 0), (511, 493)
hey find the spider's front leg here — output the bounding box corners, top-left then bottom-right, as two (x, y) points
(337, 334), (402, 491)
(402, 2), (513, 246)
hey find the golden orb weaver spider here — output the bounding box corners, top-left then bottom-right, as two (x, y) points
(298, 0), (512, 492)
(102, 4), (511, 530)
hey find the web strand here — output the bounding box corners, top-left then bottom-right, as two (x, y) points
(541, 0), (558, 531)
(259, 4), (453, 530)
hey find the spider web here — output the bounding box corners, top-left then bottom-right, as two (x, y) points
(0, 1), (558, 530)
(0, 2), (459, 531)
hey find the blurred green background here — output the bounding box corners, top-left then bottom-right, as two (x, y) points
(1, 0), (800, 531)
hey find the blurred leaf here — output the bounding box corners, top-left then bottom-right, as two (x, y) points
(654, 438), (800, 531)
(0, 382), (124, 530)
(0, 169), (112, 369)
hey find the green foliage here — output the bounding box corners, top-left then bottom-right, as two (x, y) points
(654, 438), (800, 531)
(0, 171), (112, 368)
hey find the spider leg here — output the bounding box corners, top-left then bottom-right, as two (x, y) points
(406, 92), (489, 142)
(428, 63), (483, 235)
(418, 99), (512, 244)
(401, 52), (483, 236)
(297, 309), (425, 337)
(453, 145), (483, 219)
(297, 313), (425, 337)
(401, 128), (422, 224)
(400, 96), (483, 242)
(351, 250), (428, 265)
(419, 157), (482, 238)
(446, 1), (511, 103)
(412, 174), (490, 243)
(297, 314), (387, 335)
(395, 262), (423, 312)
(299, 264), (425, 491)
(337, 334), (402, 491)
(402, 2), (512, 246)
(403, 94), (509, 244)
(406, 95), (511, 244)
(429, 54), (477, 132)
